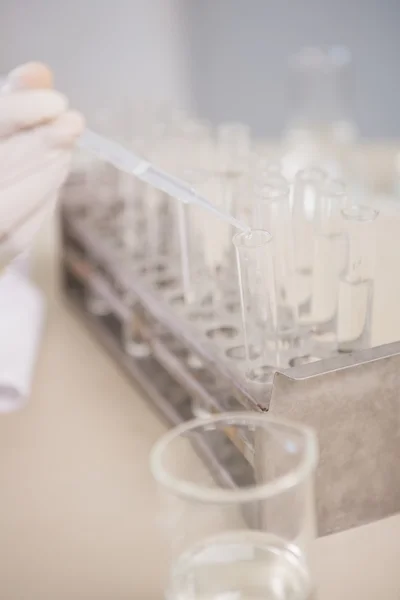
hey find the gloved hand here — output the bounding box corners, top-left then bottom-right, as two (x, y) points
(0, 62), (84, 267)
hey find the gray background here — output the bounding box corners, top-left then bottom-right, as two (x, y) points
(183, 0), (400, 138)
(1, 0), (399, 138)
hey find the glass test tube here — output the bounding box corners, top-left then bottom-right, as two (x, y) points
(174, 119), (215, 305)
(195, 173), (250, 310)
(337, 205), (379, 353)
(117, 135), (144, 258)
(217, 122), (252, 223)
(147, 117), (210, 271)
(214, 123), (252, 295)
(177, 177), (219, 307)
(253, 179), (300, 349)
(292, 168), (327, 323)
(120, 107), (159, 358)
(121, 104), (166, 259)
(308, 179), (348, 349)
(233, 230), (279, 384)
(172, 120), (216, 379)
(127, 115), (165, 262)
(150, 413), (318, 600)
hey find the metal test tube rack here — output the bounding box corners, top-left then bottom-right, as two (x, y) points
(60, 150), (400, 539)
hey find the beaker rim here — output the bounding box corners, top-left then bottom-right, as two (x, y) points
(149, 412), (318, 504)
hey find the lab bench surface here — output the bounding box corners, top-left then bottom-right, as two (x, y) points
(0, 202), (399, 599)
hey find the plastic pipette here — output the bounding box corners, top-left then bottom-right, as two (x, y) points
(79, 129), (249, 233)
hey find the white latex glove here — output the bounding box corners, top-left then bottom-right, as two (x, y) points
(0, 62), (84, 267)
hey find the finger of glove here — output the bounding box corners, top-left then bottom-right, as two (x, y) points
(0, 90), (68, 138)
(0, 153), (71, 264)
(2, 62), (53, 92)
(45, 110), (85, 148)
(0, 193), (59, 268)
(0, 111), (84, 184)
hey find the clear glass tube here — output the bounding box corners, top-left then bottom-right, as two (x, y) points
(308, 179), (348, 349)
(120, 177), (146, 258)
(253, 179), (299, 346)
(116, 122), (143, 256)
(173, 120), (215, 305)
(176, 198), (209, 306)
(178, 173), (245, 310)
(136, 122), (171, 264)
(150, 413), (318, 600)
(337, 205), (379, 352)
(172, 121), (216, 379)
(292, 168), (327, 326)
(233, 230), (279, 383)
(209, 125), (252, 300)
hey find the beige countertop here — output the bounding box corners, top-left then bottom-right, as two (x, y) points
(0, 210), (399, 599)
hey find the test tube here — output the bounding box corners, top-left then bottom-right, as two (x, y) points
(172, 121), (215, 305)
(307, 179), (347, 351)
(292, 167), (327, 322)
(122, 109), (164, 261)
(337, 205), (379, 353)
(216, 122), (252, 224)
(117, 135), (144, 258)
(148, 117), (212, 270)
(151, 128), (177, 263)
(176, 197), (209, 306)
(192, 173), (248, 310)
(233, 229), (279, 385)
(253, 179), (299, 347)
(214, 123), (252, 290)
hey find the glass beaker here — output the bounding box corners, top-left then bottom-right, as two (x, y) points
(150, 412), (318, 600)
(283, 46), (357, 180)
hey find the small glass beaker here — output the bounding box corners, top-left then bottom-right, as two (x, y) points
(150, 412), (318, 600)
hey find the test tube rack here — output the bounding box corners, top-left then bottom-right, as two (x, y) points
(60, 161), (400, 538)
